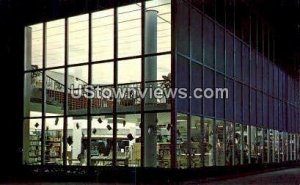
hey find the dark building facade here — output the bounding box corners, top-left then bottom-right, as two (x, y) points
(2, 0), (300, 176)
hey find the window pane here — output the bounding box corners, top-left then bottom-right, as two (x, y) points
(175, 1), (189, 56)
(235, 123), (242, 165)
(115, 114), (141, 167)
(191, 8), (202, 62)
(243, 125), (250, 164)
(25, 24), (43, 70)
(145, 112), (171, 168)
(67, 116), (87, 166)
(24, 71), (43, 118)
(176, 113), (189, 168)
(203, 118), (214, 166)
(118, 4), (141, 58)
(203, 17), (214, 68)
(225, 122), (234, 166)
(118, 59), (141, 84)
(44, 117), (64, 165)
(91, 62), (114, 114)
(46, 19), (65, 67)
(146, 0), (171, 53)
(90, 115), (113, 166)
(23, 118), (42, 165)
(216, 120), (225, 166)
(92, 9), (114, 61)
(68, 65), (89, 115)
(45, 68), (65, 116)
(191, 116), (203, 167)
(69, 14), (89, 64)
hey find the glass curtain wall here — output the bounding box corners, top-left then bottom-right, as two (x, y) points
(23, 0), (171, 167)
(24, 0), (300, 168)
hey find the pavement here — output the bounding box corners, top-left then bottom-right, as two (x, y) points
(2, 168), (300, 185)
(192, 168), (300, 185)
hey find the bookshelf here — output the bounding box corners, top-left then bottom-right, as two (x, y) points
(45, 130), (62, 164)
(28, 132), (41, 165)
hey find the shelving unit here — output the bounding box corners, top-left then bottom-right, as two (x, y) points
(28, 132), (41, 165)
(45, 130), (62, 164)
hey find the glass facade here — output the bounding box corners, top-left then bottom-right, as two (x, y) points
(23, 0), (300, 168)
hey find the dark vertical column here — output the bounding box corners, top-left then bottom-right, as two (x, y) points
(41, 22), (47, 166)
(170, 0), (177, 169)
(200, 1), (205, 167)
(232, 0), (236, 166)
(213, 0), (217, 166)
(140, 0), (145, 168)
(223, 0), (227, 167)
(248, 16), (252, 164)
(112, 1), (118, 167)
(187, 2), (192, 168)
(86, 12), (92, 167)
(63, 17), (69, 166)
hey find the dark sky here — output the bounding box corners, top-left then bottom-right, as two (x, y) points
(255, 0), (300, 76)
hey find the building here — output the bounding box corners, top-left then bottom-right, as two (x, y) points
(19, 0), (300, 171)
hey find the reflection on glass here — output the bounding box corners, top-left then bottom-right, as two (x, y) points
(46, 19), (64, 67)
(23, 118), (42, 165)
(92, 9), (114, 61)
(191, 116), (202, 167)
(90, 115), (113, 166)
(216, 120), (225, 166)
(225, 122), (234, 166)
(44, 117), (64, 165)
(45, 68), (65, 116)
(203, 118), (214, 166)
(68, 14), (89, 64)
(66, 116), (87, 166)
(176, 113), (189, 168)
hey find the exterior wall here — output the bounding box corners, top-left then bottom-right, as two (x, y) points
(174, 1), (300, 133)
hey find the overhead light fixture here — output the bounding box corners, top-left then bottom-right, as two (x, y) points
(123, 120), (126, 127)
(92, 128), (97, 134)
(97, 117), (103, 124)
(35, 122), (39, 128)
(107, 125), (112, 131)
(55, 117), (59, 126)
